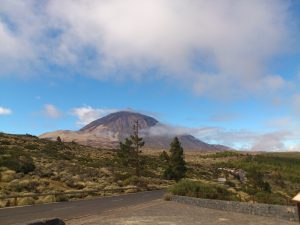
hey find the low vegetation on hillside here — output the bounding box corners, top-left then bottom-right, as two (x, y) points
(0, 132), (299, 207)
(170, 179), (239, 201)
(183, 151), (300, 205)
(0, 132), (170, 207)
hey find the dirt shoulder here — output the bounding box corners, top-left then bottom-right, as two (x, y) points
(66, 199), (297, 225)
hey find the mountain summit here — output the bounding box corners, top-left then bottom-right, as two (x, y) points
(40, 111), (232, 151)
(80, 111), (158, 138)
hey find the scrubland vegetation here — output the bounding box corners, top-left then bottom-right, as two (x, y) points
(0, 132), (299, 207)
(170, 179), (239, 201)
(181, 151), (300, 205)
(0, 133), (170, 207)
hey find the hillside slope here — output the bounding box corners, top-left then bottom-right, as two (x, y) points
(0, 132), (169, 207)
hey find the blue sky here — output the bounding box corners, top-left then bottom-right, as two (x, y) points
(1, 0), (300, 151)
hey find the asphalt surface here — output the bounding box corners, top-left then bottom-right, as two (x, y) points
(0, 190), (165, 225)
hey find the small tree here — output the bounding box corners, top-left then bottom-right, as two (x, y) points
(117, 121), (145, 177)
(57, 136), (62, 143)
(248, 167), (271, 193)
(162, 137), (187, 181)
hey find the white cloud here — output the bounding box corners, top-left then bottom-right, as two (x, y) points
(0, 1), (42, 76)
(145, 122), (300, 151)
(0, 0), (295, 98)
(43, 104), (62, 119)
(71, 106), (117, 126)
(0, 107), (12, 115)
(251, 131), (291, 152)
(48, 0), (292, 97)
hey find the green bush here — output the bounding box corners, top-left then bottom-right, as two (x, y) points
(24, 143), (39, 150)
(225, 180), (236, 187)
(18, 197), (35, 206)
(247, 167), (271, 193)
(254, 192), (289, 205)
(55, 194), (69, 202)
(0, 148), (35, 174)
(170, 179), (238, 201)
(9, 180), (39, 192)
(42, 142), (61, 158)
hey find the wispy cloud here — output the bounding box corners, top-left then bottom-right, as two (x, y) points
(0, 107), (12, 115)
(43, 104), (62, 119)
(71, 106), (117, 126)
(250, 131), (292, 152)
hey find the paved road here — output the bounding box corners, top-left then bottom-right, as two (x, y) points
(0, 190), (165, 225)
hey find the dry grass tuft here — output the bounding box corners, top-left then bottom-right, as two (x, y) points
(163, 193), (172, 201)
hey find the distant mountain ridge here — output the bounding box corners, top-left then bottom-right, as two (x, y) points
(40, 111), (232, 151)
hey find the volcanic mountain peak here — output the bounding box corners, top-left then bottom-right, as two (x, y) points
(80, 111), (158, 133)
(40, 111), (232, 151)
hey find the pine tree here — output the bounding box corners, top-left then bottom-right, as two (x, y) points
(117, 120), (144, 177)
(163, 137), (187, 181)
(118, 138), (134, 166)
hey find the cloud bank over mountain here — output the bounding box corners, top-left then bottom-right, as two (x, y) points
(65, 107), (298, 151)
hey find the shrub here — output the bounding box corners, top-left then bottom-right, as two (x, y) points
(42, 142), (61, 158)
(65, 180), (85, 189)
(24, 143), (39, 150)
(125, 188), (138, 193)
(163, 193), (172, 201)
(247, 167), (271, 193)
(18, 197), (35, 206)
(123, 176), (148, 188)
(113, 172), (132, 181)
(55, 194), (69, 202)
(18, 156), (36, 174)
(225, 180), (236, 188)
(0, 170), (16, 182)
(254, 192), (289, 205)
(0, 148), (35, 174)
(9, 180), (39, 192)
(0, 140), (11, 145)
(170, 179), (238, 201)
(36, 195), (56, 204)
